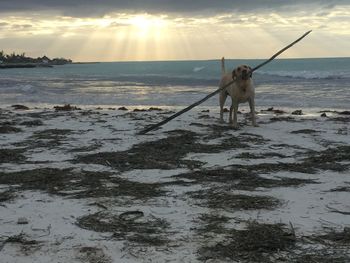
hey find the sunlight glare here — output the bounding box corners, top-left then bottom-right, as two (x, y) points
(128, 15), (168, 37)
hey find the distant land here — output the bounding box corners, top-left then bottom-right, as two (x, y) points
(0, 50), (72, 69)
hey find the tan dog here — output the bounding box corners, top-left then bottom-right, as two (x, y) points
(219, 57), (257, 128)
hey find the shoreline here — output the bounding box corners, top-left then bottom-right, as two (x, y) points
(1, 103), (349, 116)
(0, 63), (55, 69)
(0, 61), (100, 69)
(72, 62), (101, 64)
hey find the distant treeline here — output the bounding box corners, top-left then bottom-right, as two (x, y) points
(0, 50), (72, 65)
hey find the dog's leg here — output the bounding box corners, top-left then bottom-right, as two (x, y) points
(229, 104), (233, 124)
(219, 91), (227, 122)
(231, 99), (239, 129)
(219, 58), (227, 122)
(249, 97), (258, 127)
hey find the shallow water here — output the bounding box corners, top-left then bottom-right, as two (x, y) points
(0, 58), (349, 109)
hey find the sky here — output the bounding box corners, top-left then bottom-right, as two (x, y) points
(0, 0), (349, 62)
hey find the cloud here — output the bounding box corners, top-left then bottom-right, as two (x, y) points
(0, 0), (348, 17)
(0, 22), (10, 29)
(12, 24), (33, 29)
(108, 21), (132, 28)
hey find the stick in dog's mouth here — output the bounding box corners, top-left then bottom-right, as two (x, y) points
(241, 69), (252, 80)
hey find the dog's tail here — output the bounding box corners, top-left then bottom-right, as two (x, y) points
(221, 57), (226, 76)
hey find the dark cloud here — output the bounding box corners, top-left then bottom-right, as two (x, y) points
(0, 0), (348, 17)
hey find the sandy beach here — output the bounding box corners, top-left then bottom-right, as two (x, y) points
(1, 0), (350, 262)
(0, 105), (349, 262)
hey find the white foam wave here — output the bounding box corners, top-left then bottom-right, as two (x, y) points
(21, 84), (33, 92)
(193, 66), (205, 72)
(258, 70), (349, 80)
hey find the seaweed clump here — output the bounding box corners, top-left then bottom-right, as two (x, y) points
(0, 148), (26, 163)
(188, 188), (280, 211)
(0, 168), (166, 200)
(77, 211), (169, 246)
(54, 104), (81, 111)
(0, 125), (22, 133)
(199, 221), (296, 262)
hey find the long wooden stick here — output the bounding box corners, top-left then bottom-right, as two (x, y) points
(138, 80), (235, 135)
(138, 30), (312, 135)
(251, 30), (312, 72)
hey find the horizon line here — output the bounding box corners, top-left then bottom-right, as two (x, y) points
(75, 56), (350, 63)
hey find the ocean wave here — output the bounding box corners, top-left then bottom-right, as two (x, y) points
(105, 74), (218, 86)
(193, 66), (205, 72)
(20, 84), (33, 92)
(256, 70), (349, 80)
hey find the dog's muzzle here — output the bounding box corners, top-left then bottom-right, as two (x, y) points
(241, 69), (252, 80)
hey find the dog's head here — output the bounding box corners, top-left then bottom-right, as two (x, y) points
(232, 65), (252, 81)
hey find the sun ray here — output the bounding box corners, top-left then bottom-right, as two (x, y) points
(1, 7), (349, 61)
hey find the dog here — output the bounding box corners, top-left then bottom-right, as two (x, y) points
(219, 57), (257, 128)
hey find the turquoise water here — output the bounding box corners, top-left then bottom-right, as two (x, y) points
(0, 58), (349, 109)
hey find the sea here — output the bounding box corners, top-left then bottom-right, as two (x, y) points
(0, 58), (349, 111)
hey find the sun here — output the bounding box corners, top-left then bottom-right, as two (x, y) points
(130, 16), (152, 31)
(128, 15), (168, 37)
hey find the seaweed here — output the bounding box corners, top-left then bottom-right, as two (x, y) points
(195, 213), (231, 236)
(174, 168), (316, 190)
(14, 129), (73, 149)
(0, 189), (16, 203)
(236, 152), (287, 159)
(0, 125), (22, 133)
(77, 211), (169, 246)
(231, 145), (350, 174)
(188, 188), (281, 211)
(19, 119), (43, 127)
(77, 246), (112, 263)
(319, 228), (350, 244)
(295, 254), (350, 263)
(0, 148), (26, 163)
(0, 168), (166, 200)
(291, 129), (319, 134)
(11, 105), (29, 110)
(75, 130), (250, 171)
(0, 233), (41, 254)
(54, 104), (81, 111)
(199, 221), (296, 262)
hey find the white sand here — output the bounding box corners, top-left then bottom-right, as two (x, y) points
(0, 106), (349, 262)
